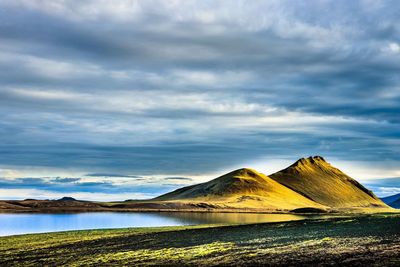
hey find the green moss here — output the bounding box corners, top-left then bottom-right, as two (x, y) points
(73, 242), (234, 266)
(1, 215), (400, 266)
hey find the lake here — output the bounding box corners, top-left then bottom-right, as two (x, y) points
(0, 212), (310, 236)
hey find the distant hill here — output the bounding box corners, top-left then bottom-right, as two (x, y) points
(381, 193), (400, 208)
(391, 199), (400, 208)
(389, 199), (400, 208)
(269, 156), (388, 209)
(155, 168), (326, 210)
(57, 197), (77, 201)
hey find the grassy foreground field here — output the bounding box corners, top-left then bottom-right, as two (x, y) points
(1, 214), (399, 266)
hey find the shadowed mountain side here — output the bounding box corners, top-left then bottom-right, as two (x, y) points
(154, 168), (326, 210)
(390, 199), (400, 209)
(269, 156), (389, 209)
(382, 193), (400, 208)
(389, 199), (400, 208)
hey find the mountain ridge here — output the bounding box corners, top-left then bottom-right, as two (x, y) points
(156, 156), (390, 211)
(155, 168), (326, 210)
(269, 156), (386, 209)
(0, 156), (394, 213)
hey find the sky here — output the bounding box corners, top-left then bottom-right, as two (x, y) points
(0, 0), (399, 200)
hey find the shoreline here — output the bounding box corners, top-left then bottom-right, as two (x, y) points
(0, 206), (397, 214)
(1, 199), (397, 215)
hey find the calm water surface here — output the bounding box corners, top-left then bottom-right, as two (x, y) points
(0, 212), (311, 236)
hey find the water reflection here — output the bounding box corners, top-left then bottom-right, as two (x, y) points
(158, 212), (307, 224)
(0, 212), (309, 236)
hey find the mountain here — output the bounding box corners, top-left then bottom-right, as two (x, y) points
(269, 156), (388, 209)
(57, 197), (77, 201)
(390, 199), (400, 208)
(0, 156), (393, 213)
(381, 193), (400, 208)
(155, 168), (326, 210)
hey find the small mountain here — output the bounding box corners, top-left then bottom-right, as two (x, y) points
(381, 193), (400, 208)
(388, 199), (400, 208)
(390, 199), (400, 208)
(57, 197), (77, 201)
(155, 168), (326, 210)
(269, 156), (388, 209)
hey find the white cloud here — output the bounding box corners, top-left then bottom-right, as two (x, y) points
(381, 42), (400, 55)
(26, 58), (101, 79)
(0, 188), (152, 201)
(389, 42), (400, 54)
(0, 168), (24, 178)
(5, 84), (393, 149)
(171, 69), (253, 87)
(370, 187), (400, 198)
(344, 163), (400, 180)
(0, 52), (103, 80)
(12, 88), (83, 101)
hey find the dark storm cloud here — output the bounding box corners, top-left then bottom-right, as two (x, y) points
(0, 132), (398, 176)
(0, 6), (141, 67)
(0, 143), (263, 174)
(0, 0), (399, 200)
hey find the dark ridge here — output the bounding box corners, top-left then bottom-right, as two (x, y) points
(57, 197), (77, 201)
(291, 157), (306, 167)
(5, 201), (33, 208)
(310, 155), (326, 162)
(388, 199), (400, 208)
(346, 179), (376, 199)
(291, 207), (327, 213)
(381, 193), (400, 205)
(153, 184), (200, 200)
(288, 156), (326, 169)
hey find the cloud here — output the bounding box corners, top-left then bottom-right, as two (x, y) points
(362, 177), (400, 197)
(0, 177), (78, 187)
(0, 176), (181, 200)
(0, 0), (399, 200)
(164, 177), (193, 181)
(51, 177), (81, 183)
(0, 188), (153, 201)
(85, 173), (143, 178)
(387, 42), (400, 54)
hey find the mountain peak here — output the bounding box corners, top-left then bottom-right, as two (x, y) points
(309, 155), (326, 162)
(226, 168), (261, 178)
(296, 155), (326, 164)
(154, 155), (389, 211)
(155, 165), (325, 210)
(270, 156), (387, 208)
(290, 156), (329, 171)
(57, 197), (76, 201)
